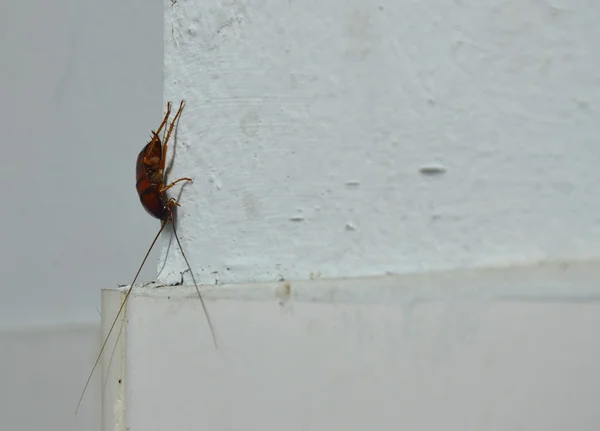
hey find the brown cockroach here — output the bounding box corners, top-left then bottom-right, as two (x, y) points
(76, 100), (217, 414)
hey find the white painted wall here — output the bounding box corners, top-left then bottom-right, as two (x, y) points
(0, 0), (164, 429)
(117, 261), (600, 431)
(160, 0), (600, 286)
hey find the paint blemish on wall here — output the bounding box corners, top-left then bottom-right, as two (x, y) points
(242, 193), (260, 219)
(275, 281), (292, 309)
(345, 222), (357, 231)
(240, 109), (261, 137)
(419, 165), (447, 176)
(208, 174), (222, 191)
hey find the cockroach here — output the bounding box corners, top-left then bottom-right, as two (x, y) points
(75, 100), (217, 414)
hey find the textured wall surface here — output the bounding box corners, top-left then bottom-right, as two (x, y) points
(161, 1), (600, 285)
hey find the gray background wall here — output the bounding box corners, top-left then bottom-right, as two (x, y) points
(0, 0), (163, 429)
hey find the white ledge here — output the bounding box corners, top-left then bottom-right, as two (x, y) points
(102, 260), (600, 431)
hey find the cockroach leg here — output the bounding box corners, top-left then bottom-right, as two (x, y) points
(160, 177), (192, 194)
(166, 197), (181, 209)
(155, 101), (172, 138)
(161, 100), (185, 172)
